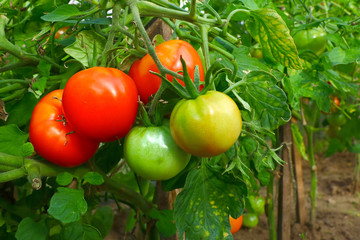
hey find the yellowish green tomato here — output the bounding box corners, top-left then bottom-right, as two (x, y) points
(170, 91), (242, 157)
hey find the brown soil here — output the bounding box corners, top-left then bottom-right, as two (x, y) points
(234, 152), (360, 240)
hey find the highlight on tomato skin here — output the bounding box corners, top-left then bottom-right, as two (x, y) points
(29, 89), (100, 168)
(129, 39), (205, 104)
(62, 67), (139, 142)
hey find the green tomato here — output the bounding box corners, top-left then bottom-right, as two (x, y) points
(242, 213), (259, 228)
(248, 195), (265, 216)
(293, 28), (327, 55)
(327, 112), (347, 126)
(170, 91), (242, 157)
(123, 123), (191, 181)
(250, 48), (263, 59)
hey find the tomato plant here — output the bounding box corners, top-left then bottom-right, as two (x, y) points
(123, 122), (191, 180)
(229, 215), (243, 234)
(129, 40), (205, 104)
(293, 27), (327, 55)
(170, 91), (242, 157)
(29, 90), (100, 167)
(242, 213), (259, 228)
(62, 67), (139, 142)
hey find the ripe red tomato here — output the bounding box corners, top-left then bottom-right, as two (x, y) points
(230, 215), (243, 234)
(170, 91), (242, 157)
(129, 40), (205, 104)
(54, 26), (70, 40)
(124, 122), (191, 180)
(29, 90), (100, 167)
(62, 67), (138, 142)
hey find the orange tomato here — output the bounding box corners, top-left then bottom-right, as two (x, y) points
(230, 215), (243, 234)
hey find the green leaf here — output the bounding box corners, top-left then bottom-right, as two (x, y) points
(48, 187), (87, 224)
(94, 141), (122, 173)
(60, 221), (102, 240)
(174, 164), (246, 239)
(15, 218), (48, 240)
(32, 77), (47, 93)
(56, 172), (74, 186)
(149, 209), (176, 238)
(246, 8), (302, 69)
(41, 5), (81, 22)
(91, 206), (114, 238)
(0, 124), (29, 156)
(83, 172), (104, 186)
(6, 93), (39, 128)
(64, 30), (106, 67)
(20, 142), (34, 157)
(288, 71), (332, 112)
(236, 71), (291, 130)
(324, 47), (360, 66)
(291, 123), (308, 161)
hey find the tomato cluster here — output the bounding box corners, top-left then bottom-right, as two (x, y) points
(242, 195), (265, 228)
(30, 67), (139, 167)
(29, 40), (243, 178)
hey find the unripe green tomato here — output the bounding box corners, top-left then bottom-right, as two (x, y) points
(327, 113), (347, 126)
(248, 195), (265, 216)
(242, 213), (259, 228)
(124, 123), (191, 181)
(250, 48), (263, 59)
(293, 28), (327, 55)
(170, 91), (242, 157)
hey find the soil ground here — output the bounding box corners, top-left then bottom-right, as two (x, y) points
(234, 151), (360, 240)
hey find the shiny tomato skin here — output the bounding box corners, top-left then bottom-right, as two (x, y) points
(248, 195), (266, 215)
(293, 28), (327, 55)
(230, 215), (243, 234)
(129, 40), (205, 104)
(123, 123), (191, 181)
(29, 90), (100, 168)
(242, 213), (259, 228)
(62, 67), (139, 142)
(54, 26), (70, 40)
(170, 91), (242, 157)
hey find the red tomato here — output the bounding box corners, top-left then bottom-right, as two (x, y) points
(230, 215), (243, 234)
(29, 90), (100, 167)
(62, 67), (139, 142)
(129, 40), (205, 104)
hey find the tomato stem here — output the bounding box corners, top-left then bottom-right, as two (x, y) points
(0, 167), (26, 183)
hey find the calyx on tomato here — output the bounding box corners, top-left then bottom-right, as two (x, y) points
(293, 27), (327, 55)
(29, 90), (100, 168)
(62, 67), (139, 142)
(123, 122), (191, 181)
(129, 39), (205, 104)
(170, 91), (242, 157)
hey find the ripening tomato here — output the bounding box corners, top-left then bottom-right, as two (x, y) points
(129, 40), (205, 104)
(123, 122), (191, 180)
(29, 90), (100, 167)
(62, 67), (138, 142)
(170, 91), (242, 157)
(230, 215), (243, 234)
(54, 26), (70, 40)
(293, 28), (327, 55)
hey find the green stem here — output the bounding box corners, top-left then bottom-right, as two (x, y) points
(0, 152), (24, 168)
(221, 9), (250, 37)
(200, 24), (211, 71)
(0, 83), (23, 94)
(223, 81), (246, 94)
(0, 79), (28, 85)
(0, 165), (16, 172)
(0, 168), (26, 183)
(101, 1), (122, 66)
(189, 0), (197, 19)
(0, 62), (33, 73)
(1, 89), (26, 102)
(137, 1), (225, 26)
(305, 125), (317, 227)
(267, 173), (277, 240)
